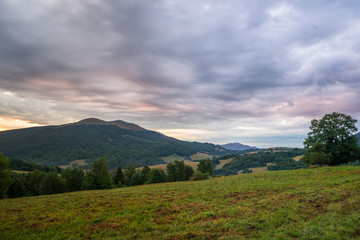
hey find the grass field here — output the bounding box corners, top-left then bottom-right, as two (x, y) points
(137, 160), (199, 171)
(59, 159), (87, 169)
(1, 166), (360, 239)
(161, 152), (213, 164)
(189, 152), (213, 161)
(161, 155), (188, 163)
(293, 155), (304, 161)
(215, 158), (233, 170)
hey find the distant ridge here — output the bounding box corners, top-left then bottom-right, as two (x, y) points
(0, 118), (231, 169)
(71, 118), (145, 131)
(221, 142), (258, 151)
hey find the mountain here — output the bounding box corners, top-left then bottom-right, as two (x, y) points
(72, 118), (145, 131)
(0, 118), (230, 169)
(221, 142), (258, 151)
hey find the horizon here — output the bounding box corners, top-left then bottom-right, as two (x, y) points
(1, 1), (360, 148)
(0, 116), (358, 149)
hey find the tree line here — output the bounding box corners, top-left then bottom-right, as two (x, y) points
(0, 153), (214, 199)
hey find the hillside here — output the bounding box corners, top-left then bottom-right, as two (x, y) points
(0, 118), (230, 169)
(221, 142), (258, 151)
(1, 166), (359, 239)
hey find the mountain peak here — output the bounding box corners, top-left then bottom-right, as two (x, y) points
(109, 120), (145, 131)
(74, 118), (107, 125)
(221, 142), (258, 151)
(72, 118), (145, 131)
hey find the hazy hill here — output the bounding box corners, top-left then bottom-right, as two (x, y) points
(221, 142), (258, 151)
(0, 118), (230, 169)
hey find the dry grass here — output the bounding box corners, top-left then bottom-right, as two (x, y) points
(293, 155), (304, 161)
(161, 155), (188, 163)
(189, 152), (213, 160)
(58, 159), (87, 169)
(215, 158), (233, 170)
(137, 160), (199, 171)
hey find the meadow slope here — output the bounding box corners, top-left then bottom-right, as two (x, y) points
(1, 166), (360, 239)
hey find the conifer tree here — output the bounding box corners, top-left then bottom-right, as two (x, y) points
(113, 166), (125, 186)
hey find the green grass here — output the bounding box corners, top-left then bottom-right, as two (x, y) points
(1, 166), (360, 239)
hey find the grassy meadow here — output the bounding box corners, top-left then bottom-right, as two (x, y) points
(1, 166), (360, 240)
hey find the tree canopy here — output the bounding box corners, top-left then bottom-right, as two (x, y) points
(197, 159), (213, 175)
(304, 112), (360, 165)
(82, 157), (112, 190)
(39, 172), (66, 195)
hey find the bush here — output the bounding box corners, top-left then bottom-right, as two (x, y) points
(190, 171), (209, 181)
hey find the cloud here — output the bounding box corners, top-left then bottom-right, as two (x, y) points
(0, 0), (360, 146)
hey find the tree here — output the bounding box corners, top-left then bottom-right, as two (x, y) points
(7, 173), (28, 198)
(146, 168), (166, 184)
(61, 167), (84, 192)
(0, 153), (13, 198)
(124, 164), (140, 186)
(113, 166), (125, 187)
(166, 161), (193, 182)
(24, 170), (45, 196)
(39, 172), (66, 195)
(197, 159), (214, 175)
(166, 161), (187, 182)
(140, 166), (151, 184)
(184, 165), (194, 179)
(303, 142), (332, 166)
(304, 112), (359, 165)
(166, 162), (177, 182)
(83, 157), (112, 190)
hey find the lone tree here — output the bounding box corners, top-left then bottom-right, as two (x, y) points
(304, 112), (359, 165)
(197, 159), (214, 175)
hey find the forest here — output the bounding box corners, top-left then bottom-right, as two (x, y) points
(1, 153), (214, 199)
(213, 148), (306, 175)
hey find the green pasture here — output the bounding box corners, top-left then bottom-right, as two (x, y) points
(1, 166), (360, 239)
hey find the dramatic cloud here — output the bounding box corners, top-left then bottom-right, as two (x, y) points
(1, 0), (360, 147)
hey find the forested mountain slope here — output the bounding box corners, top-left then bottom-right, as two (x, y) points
(0, 118), (229, 169)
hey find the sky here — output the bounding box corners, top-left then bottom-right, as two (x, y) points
(1, 0), (360, 148)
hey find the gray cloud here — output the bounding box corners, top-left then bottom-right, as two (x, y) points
(1, 0), (360, 146)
